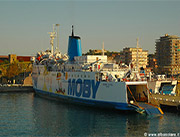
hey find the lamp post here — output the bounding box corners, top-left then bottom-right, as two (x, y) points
(23, 69), (26, 85)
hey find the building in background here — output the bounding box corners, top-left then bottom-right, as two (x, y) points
(17, 56), (31, 62)
(9, 54), (17, 64)
(147, 54), (158, 73)
(0, 55), (8, 64)
(155, 34), (180, 75)
(0, 54), (32, 64)
(84, 49), (121, 63)
(121, 47), (148, 69)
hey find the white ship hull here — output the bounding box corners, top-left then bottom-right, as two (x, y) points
(32, 65), (146, 111)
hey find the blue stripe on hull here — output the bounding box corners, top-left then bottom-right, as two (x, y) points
(34, 88), (134, 111)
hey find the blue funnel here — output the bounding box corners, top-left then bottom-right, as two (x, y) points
(68, 26), (82, 61)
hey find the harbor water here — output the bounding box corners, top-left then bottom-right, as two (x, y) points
(0, 92), (180, 137)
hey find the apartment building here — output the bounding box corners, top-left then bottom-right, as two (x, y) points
(155, 34), (180, 75)
(121, 47), (148, 69)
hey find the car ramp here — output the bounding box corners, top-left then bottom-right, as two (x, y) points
(139, 103), (164, 115)
(127, 85), (164, 115)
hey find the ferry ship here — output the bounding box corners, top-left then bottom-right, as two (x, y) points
(32, 25), (163, 115)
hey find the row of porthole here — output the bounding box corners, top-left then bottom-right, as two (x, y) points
(68, 74), (90, 78)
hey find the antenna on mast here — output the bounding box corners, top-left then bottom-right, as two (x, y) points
(72, 25), (74, 37)
(48, 24), (56, 54)
(102, 42), (105, 56)
(56, 24), (60, 52)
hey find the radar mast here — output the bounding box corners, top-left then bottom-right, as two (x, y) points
(48, 24), (56, 54)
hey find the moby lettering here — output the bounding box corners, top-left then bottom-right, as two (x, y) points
(68, 79), (100, 99)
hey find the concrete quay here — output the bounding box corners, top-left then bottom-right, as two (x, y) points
(150, 93), (180, 111)
(0, 84), (34, 92)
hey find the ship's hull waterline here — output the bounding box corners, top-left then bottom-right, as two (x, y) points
(32, 65), (138, 111)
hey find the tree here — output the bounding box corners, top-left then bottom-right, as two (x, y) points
(6, 63), (21, 78)
(0, 59), (9, 65)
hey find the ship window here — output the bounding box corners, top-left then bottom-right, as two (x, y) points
(88, 75), (90, 78)
(81, 75), (83, 77)
(72, 75), (73, 77)
(84, 75), (86, 78)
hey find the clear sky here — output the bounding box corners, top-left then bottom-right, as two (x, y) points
(0, 0), (180, 56)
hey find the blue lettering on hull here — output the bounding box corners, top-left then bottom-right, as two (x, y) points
(68, 79), (100, 99)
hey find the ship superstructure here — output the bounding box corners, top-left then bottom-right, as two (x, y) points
(32, 25), (163, 115)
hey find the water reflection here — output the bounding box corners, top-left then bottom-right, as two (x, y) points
(32, 95), (158, 136)
(0, 93), (35, 136)
(0, 92), (177, 136)
(125, 114), (149, 136)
